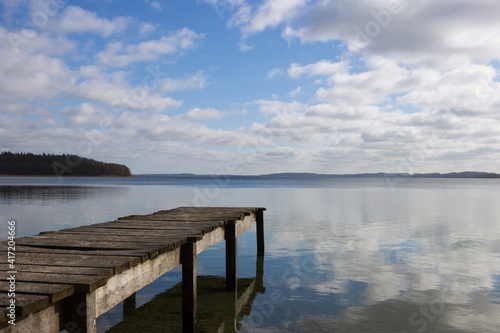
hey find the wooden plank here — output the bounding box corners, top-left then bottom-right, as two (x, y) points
(88, 223), (216, 234)
(0, 264), (113, 277)
(236, 213), (256, 237)
(0, 298), (64, 333)
(155, 213), (246, 220)
(92, 220), (216, 228)
(162, 208), (259, 217)
(12, 253), (140, 274)
(0, 293), (49, 318)
(40, 229), (203, 242)
(45, 227), (203, 237)
(94, 247), (182, 317)
(100, 220), (221, 229)
(167, 206), (260, 212)
(35, 232), (196, 244)
(111, 221), (225, 231)
(15, 237), (176, 253)
(118, 216), (228, 224)
(0, 272), (106, 293)
(0, 282), (74, 303)
(0, 245), (153, 262)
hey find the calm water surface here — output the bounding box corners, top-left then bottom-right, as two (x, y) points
(1, 176), (500, 332)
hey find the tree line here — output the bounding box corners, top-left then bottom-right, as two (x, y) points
(0, 152), (132, 177)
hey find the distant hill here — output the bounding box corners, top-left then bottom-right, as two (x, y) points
(0, 152), (131, 177)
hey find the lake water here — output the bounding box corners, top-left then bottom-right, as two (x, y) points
(1, 176), (500, 332)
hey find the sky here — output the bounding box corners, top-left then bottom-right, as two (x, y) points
(0, 0), (499, 175)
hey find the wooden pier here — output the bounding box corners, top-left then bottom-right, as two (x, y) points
(0, 207), (266, 333)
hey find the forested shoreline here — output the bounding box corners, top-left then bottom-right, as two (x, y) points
(0, 152), (131, 177)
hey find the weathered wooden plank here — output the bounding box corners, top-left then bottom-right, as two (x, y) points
(172, 206), (265, 211)
(159, 208), (260, 218)
(15, 237), (176, 253)
(0, 245), (153, 262)
(166, 206), (261, 212)
(236, 213), (256, 237)
(94, 247), (182, 317)
(0, 272), (106, 293)
(0, 298), (64, 333)
(0, 282), (74, 303)
(100, 220), (221, 229)
(88, 223), (216, 234)
(41, 228), (203, 241)
(195, 226), (225, 255)
(45, 227), (203, 237)
(36, 232), (195, 244)
(0, 264), (113, 277)
(118, 216), (229, 225)
(0, 293), (49, 317)
(13, 252), (141, 273)
(153, 212), (246, 220)
(112, 220), (226, 230)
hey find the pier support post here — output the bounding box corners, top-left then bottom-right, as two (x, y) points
(182, 241), (197, 333)
(257, 209), (265, 257)
(225, 221), (238, 291)
(64, 292), (96, 333)
(123, 293), (136, 318)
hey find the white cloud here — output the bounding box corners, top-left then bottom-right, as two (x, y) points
(237, 40), (254, 51)
(96, 28), (205, 67)
(207, 0), (311, 48)
(228, 0), (311, 37)
(247, 93), (500, 173)
(61, 103), (105, 127)
(74, 78), (183, 112)
(288, 60), (348, 79)
(139, 23), (156, 37)
(159, 72), (207, 92)
(0, 29), (76, 100)
(184, 108), (225, 120)
(288, 86), (302, 97)
(280, 0), (500, 68)
(267, 67), (284, 79)
(50, 6), (130, 37)
(145, 0), (162, 11)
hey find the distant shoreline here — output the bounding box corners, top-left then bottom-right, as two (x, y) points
(133, 172), (500, 179)
(0, 174), (133, 178)
(2, 172), (499, 179)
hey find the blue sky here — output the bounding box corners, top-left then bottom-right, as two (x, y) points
(1, 0), (500, 174)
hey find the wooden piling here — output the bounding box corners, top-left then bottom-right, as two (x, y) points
(225, 221), (237, 291)
(123, 293), (136, 319)
(182, 242), (197, 333)
(257, 209), (265, 256)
